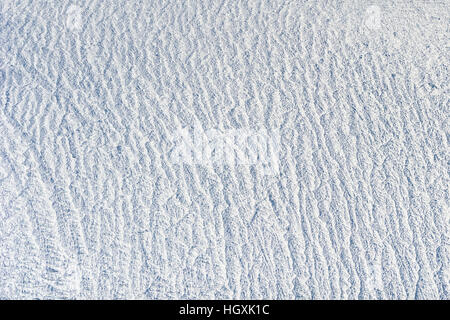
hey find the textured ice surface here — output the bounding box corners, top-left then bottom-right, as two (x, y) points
(0, 1), (449, 299)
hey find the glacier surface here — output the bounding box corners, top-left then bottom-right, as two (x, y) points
(0, 0), (449, 299)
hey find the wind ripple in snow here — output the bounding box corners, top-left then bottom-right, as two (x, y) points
(0, 0), (448, 299)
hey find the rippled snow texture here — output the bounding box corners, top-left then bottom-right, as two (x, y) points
(0, 0), (449, 299)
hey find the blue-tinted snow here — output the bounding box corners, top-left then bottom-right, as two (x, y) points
(0, 1), (448, 299)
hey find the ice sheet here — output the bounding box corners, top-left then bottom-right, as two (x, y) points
(0, 0), (448, 299)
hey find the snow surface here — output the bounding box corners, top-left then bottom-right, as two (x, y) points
(0, 0), (448, 299)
